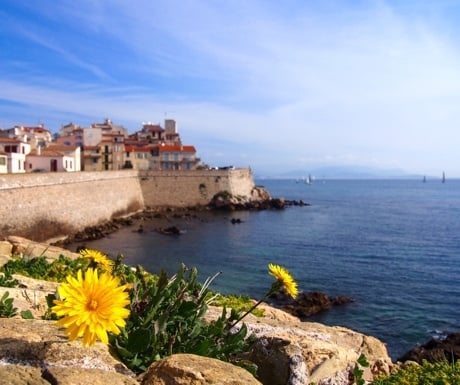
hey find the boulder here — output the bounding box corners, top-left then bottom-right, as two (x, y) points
(270, 291), (354, 318)
(0, 318), (138, 385)
(206, 303), (393, 385)
(397, 332), (460, 364)
(5, 235), (80, 262)
(140, 354), (262, 385)
(0, 240), (13, 265)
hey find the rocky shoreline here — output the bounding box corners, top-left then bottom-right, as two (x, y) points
(51, 196), (309, 246)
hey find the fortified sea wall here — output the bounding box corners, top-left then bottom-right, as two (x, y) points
(139, 168), (255, 208)
(0, 168), (256, 242)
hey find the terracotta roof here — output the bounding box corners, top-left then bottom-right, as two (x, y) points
(29, 149), (64, 157)
(21, 126), (51, 134)
(47, 144), (78, 152)
(125, 145), (154, 152)
(0, 137), (23, 143)
(159, 145), (196, 153)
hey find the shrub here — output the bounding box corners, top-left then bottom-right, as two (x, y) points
(0, 271), (19, 288)
(1, 255), (89, 282)
(373, 360), (460, 385)
(111, 264), (250, 374)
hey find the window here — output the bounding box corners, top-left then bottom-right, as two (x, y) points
(0, 157), (5, 165)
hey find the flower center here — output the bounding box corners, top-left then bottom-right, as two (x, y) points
(88, 299), (98, 311)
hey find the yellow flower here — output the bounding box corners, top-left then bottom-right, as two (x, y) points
(268, 263), (299, 299)
(80, 248), (114, 272)
(52, 268), (130, 346)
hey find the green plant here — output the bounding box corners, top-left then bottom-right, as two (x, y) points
(373, 360), (460, 385)
(213, 190), (232, 200)
(211, 294), (265, 318)
(0, 271), (19, 288)
(353, 353), (369, 385)
(111, 264), (250, 374)
(1, 255), (89, 282)
(0, 291), (18, 317)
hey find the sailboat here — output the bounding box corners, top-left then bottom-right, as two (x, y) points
(305, 175), (313, 185)
(422, 176), (426, 183)
(442, 172), (446, 183)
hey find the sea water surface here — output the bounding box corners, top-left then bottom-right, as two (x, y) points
(71, 179), (460, 359)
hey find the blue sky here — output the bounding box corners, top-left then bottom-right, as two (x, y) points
(1, 1), (460, 177)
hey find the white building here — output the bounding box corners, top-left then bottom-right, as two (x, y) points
(26, 145), (81, 172)
(0, 137), (31, 173)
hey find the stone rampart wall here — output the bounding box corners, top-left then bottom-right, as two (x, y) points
(139, 168), (255, 208)
(0, 171), (144, 241)
(0, 168), (255, 241)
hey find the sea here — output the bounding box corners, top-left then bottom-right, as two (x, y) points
(67, 178), (460, 360)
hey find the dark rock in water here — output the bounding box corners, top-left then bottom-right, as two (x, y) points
(397, 332), (460, 363)
(268, 291), (354, 318)
(285, 199), (311, 206)
(155, 226), (181, 235)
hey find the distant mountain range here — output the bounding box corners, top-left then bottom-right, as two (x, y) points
(256, 165), (425, 180)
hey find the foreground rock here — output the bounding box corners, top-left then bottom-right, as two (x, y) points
(0, 318), (138, 385)
(397, 332), (460, 364)
(0, 237), (393, 384)
(205, 304), (392, 385)
(141, 354), (262, 385)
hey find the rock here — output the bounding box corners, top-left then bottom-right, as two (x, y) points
(154, 226), (181, 235)
(6, 235), (80, 262)
(248, 337), (306, 385)
(0, 365), (50, 385)
(397, 332), (460, 364)
(0, 275), (59, 319)
(290, 291), (354, 318)
(269, 291), (354, 318)
(0, 240), (13, 265)
(285, 199), (310, 207)
(208, 188), (286, 211)
(0, 318), (138, 385)
(0, 239), (393, 385)
(140, 353), (262, 385)
(206, 303), (393, 385)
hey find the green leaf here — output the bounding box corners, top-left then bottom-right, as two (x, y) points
(357, 353), (369, 367)
(20, 310), (34, 319)
(127, 328), (152, 353)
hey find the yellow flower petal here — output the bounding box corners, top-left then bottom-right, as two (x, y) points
(52, 268), (130, 346)
(268, 263), (299, 299)
(79, 248), (114, 272)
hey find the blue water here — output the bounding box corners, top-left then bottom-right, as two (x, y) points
(70, 179), (460, 360)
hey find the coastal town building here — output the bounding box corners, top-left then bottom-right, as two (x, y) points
(0, 124), (53, 149)
(0, 118), (201, 173)
(158, 144), (199, 170)
(0, 137), (31, 173)
(25, 144), (81, 172)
